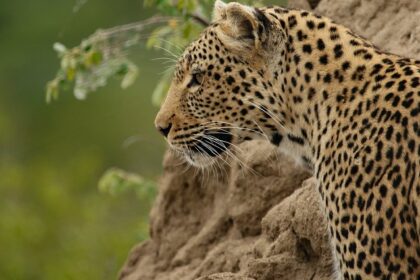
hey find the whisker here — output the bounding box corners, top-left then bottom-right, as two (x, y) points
(201, 135), (259, 176)
(153, 45), (180, 59)
(252, 120), (271, 143)
(156, 38), (184, 54)
(203, 133), (246, 155)
(194, 145), (216, 184)
(151, 57), (178, 62)
(198, 138), (235, 170)
(243, 99), (286, 130)
(182, 120), (266, 138)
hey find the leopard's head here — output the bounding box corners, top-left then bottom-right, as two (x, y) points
(155, 1), (285, 167)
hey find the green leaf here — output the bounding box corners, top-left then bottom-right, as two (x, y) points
(152, 70), (172, 106)
(53, 42), (67, 56)
(146, 25), (173, 49)
(84, 50), (103, 67)
(66, 68), (76, 81)
(121, 63), (139, 89)
(98, 168), (156, 198)
(98, 168), (142, 195)
(46, 79), (59, 103)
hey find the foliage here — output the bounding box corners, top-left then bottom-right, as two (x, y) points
(0, 1), (164, 279)
(99, 168), (156, 199)
(0, 152), (152, 279)
(46, 17), (167, 102)
(47, 0), (265, 105)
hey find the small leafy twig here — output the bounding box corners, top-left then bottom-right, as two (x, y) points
(98, 168), (156, 198)
(188, 12), (210, 27)
(46, 16), (174, 102)
(91, 16), (172, 40)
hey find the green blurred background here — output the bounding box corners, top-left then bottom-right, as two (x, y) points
(0, 1), (165, 279)
(0, 0), (287, 279)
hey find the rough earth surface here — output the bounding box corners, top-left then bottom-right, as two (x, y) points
(120, 0), (420, 279)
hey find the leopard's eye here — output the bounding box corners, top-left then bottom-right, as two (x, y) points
(188, 70), (204, 88)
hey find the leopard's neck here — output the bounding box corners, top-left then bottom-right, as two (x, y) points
(263, 8), (407, 169)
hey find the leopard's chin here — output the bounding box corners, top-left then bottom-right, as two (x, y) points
(185, 129), (234, 168)
(189, 129), (233, 157)
(184, 152), (217, 168)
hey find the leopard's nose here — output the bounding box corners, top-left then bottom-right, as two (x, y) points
(155, 111), (173, 138)
(157, 123), (172, 138)
(155, 101), (175, 138)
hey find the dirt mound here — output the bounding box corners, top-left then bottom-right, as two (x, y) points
(314, 0), (420, 58)
(120, 142), (334, 280)
(119, 1), (420, 279)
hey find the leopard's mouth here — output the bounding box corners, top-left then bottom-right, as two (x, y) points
(190, 129), (232, 157)
(182, 129), (233, 167)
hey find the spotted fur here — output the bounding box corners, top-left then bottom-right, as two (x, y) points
(155, 1), (420, 279)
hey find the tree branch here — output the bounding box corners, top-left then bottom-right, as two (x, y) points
(188, 13), (210, 27)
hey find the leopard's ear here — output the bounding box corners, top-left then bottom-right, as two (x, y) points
(213, 0), (227, 22)
(213, 1), (271, 51)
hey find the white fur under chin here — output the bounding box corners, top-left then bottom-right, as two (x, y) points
(185, 153), (216, 168)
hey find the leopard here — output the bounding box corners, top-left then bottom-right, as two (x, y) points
(154, 1), (420, 279)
